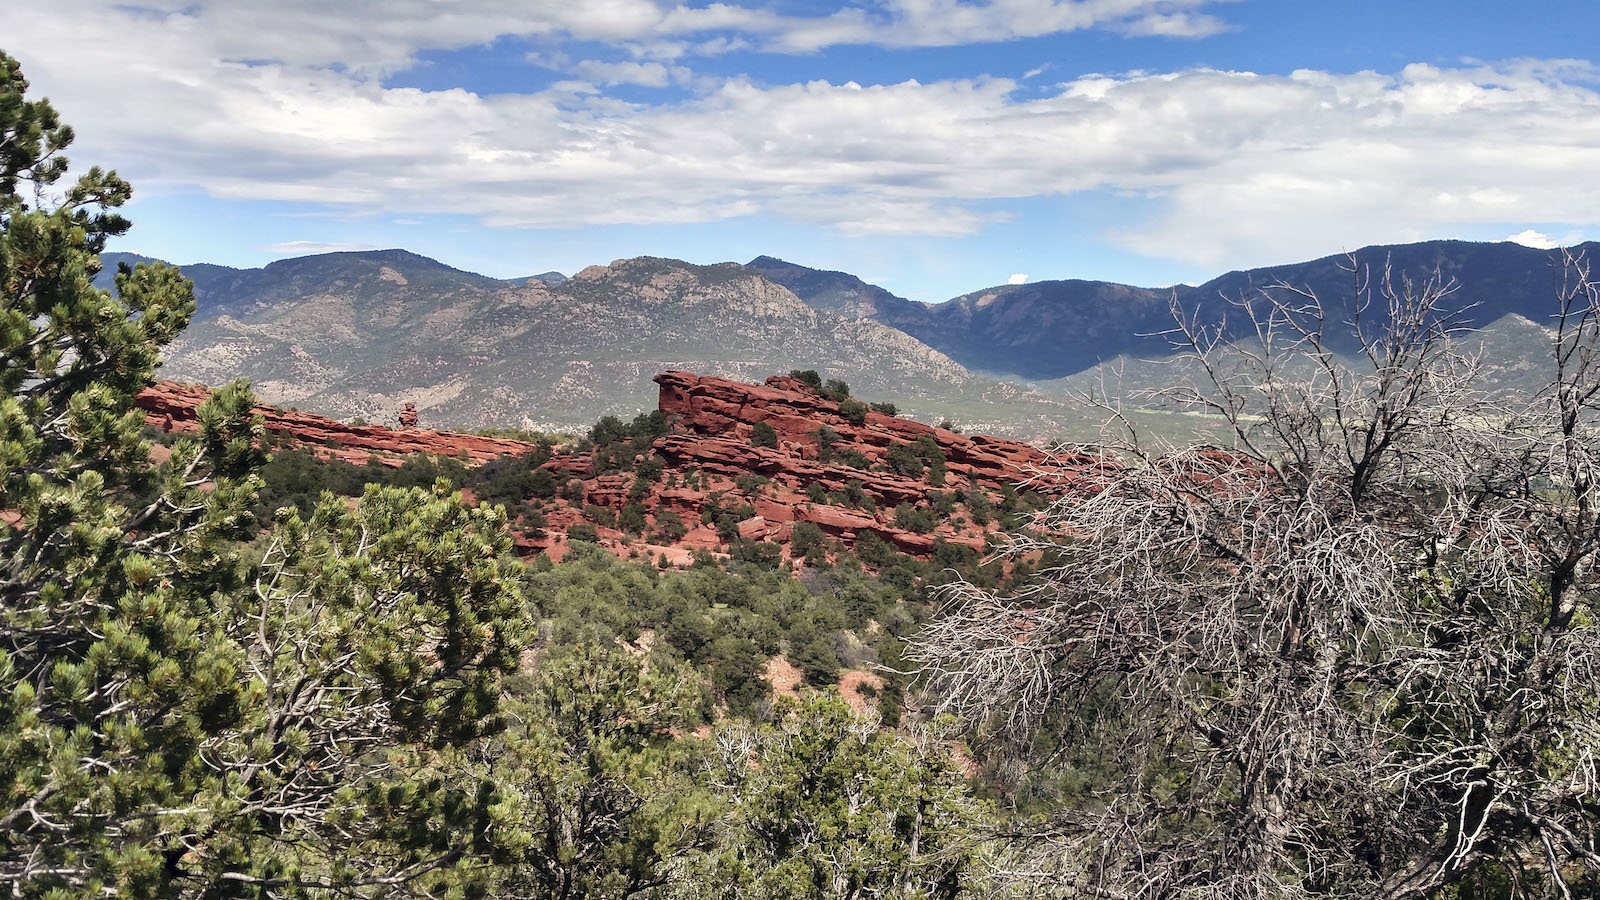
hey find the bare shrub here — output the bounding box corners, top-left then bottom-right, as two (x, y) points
(912, 251), (1600, 900)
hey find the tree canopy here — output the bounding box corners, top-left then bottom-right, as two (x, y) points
(0, 49), (536, 898)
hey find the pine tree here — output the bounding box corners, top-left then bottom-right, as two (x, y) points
(484, 643), (716, 899)
(698, 694), (983, 900)
(0, 50), (531, 898)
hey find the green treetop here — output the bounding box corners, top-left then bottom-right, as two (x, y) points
(0, 50), (532, 899)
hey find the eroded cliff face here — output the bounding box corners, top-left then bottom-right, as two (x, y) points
(655, 371), (1065, 485)
(136, 372), (1098, 566)
(136, 381), (538, 466)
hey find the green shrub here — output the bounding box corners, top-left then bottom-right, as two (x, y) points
(893, 503), (938, 534)
(814, 425), (840, 462)
(708, 635), (770, 716)
(528, 467), (557, 498)
(839, 581), (882, 629)
(561, 478), (586, 503)
(590, 415), (628, 446)
(619, 502), (648, 534)
(885, 443), (924, 478)
(791, 634), (841, 686)
(835, 448), (872, 470)
(791, 521), (828, 559)
(751, 421), (779, 448)
(789, 369), (823, 391)
(967, 488), (994, 525)
(636, 455), (664, 481)
(654, 509), (687, 542)
(837, 398), (868, 425)
(584, 504), (617, 528)
(703, 495), (757, 542)
(730, 539), (783, 569)
(521, 504), (548, 535)
(842, 480), (875, 511)
(734, 473), (769, 494)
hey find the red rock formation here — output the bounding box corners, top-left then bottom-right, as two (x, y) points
(135, 382), (538, 466)
(397, 402), (419, 429)
(137, 372), (1106, 568)
(653, 370), (1092, 490)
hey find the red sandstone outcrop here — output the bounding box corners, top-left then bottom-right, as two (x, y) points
(653, 370), (1092, 489)
(137, 371), (1099, 568)
(135, 382), (538, 466)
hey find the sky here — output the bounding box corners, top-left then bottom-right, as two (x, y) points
(4, 1), (1599, 301)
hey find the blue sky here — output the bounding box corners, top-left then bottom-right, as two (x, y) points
(5, 1), (1599, 300)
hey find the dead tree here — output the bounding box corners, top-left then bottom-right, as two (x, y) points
(911, 251), (1600, 900)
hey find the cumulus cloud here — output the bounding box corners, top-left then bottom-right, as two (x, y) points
(1504, 228), (1588, 249)
(6, 4), (1600, 270)
(1008, 273), (1030, 284)
(1506, 229), (1561, 249)
(261, 240), (377, 255)
(41, 0), (1236, 79)
(572, 60), (678, 87)
(761, 0), (1238, 51)
(1119, 10), (1232, 37)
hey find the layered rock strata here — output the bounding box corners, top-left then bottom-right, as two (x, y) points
(137, 372), (1093, 566)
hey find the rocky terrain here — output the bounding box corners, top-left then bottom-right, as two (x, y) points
(137, 371), (1098, 567)
(130, 250), (1092, 437)
(109, 238), (1592, 442)
(136, 380), (537, 465)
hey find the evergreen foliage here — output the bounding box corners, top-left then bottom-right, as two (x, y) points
(750, 420), (778, 447)
(838, 398), (869, 425)
(696, 694), (982, 900)
(483, 643), (715, 899)
(788, 369), (822, 391)
(0, 56), (536, 898)
(0, 53), (1038, 900)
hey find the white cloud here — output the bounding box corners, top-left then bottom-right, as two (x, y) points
(569, 60), (696, 87)
(1506, 229), (1561, 249)
(763, 0), (1239, 51)
(6, 4), (1600, 271)
(1504, 228), (1588, 249)
(1008, 273), (1030, 284)
(1119, 11), (1232, 38)
(261, 240), (377, 255)
(36, 0), (1236, 80)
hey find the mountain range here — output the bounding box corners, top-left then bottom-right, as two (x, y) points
(99, 239), (1593, 437)
(754, 240), (1597, 380)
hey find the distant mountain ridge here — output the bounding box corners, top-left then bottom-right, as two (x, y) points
(147, 250), (1088, 435)
(99, 249), (504, 320)
(105, 239), (1597, 436)
(755, 239), (1600, 380)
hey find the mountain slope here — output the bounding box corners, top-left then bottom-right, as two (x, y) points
(130, 239), (1596, 439)
(158, 252), (1087, 434)
(100, 249), (501, 321)
(746, 255), (928, 323)
(759, 240), (1600, 381)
